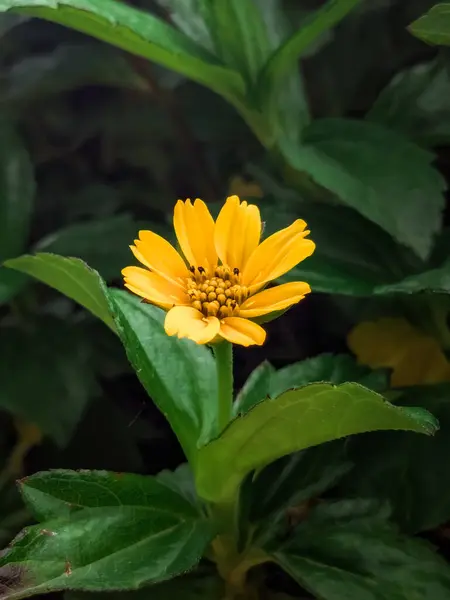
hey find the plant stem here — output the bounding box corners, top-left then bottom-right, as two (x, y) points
(267, 0), (364, 88)
(213, 342), (234, 433)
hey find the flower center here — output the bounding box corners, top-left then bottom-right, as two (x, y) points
(186, 265), (249, 318)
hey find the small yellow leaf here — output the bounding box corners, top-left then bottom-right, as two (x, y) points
(348, 318), (450, 387)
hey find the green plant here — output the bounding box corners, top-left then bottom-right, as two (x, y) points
(0, 210), (444, 599)
(410, 3), (450, 46)
(0, 1), (450, 599)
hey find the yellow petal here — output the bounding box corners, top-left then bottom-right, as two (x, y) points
(391, 339), (450, 387)
(219, 317), (266, 346)
(7, 419), (43, 478)
(423, 354), (450, 384)
(348, 317), (450, 388)
(165, 306), (220, 344)
(348, 318), (418, 369)
(242, 219), (315, 287)
(239, 282), (311, 318)
(122, 266), (187, 309)
(174, 199), (217, 270)
(214, 195), (261, 271)
(132, 230), (189, 284)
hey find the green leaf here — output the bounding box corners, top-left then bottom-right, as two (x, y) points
(156, 463), (199, 511)
(3, 42), (147, 103)
(0, 319), (98, 446)
(374, 261), (450, 295)
(195, 382), (438, 504)
(0, 116), (35, 303)
(293, 1), (389, 118)
(0, 471), (213, 596)
(256, 195), (418, 296)
(0, 12), (29, 36)
(207, 0), (271, 83)
(235, 361), (275, 415)
(258, 191), (450, 298)
(259, 0), (363, 91)
(409, 3), (450, 47)
(430, 226), (450, 266)
(281, 118), (446, 260)
(260, 196), (450, 298)
(245, 442), (350, 537)
(0, 116), (35, 261)
(268, 354), (389, 399)
(36, 215), (139, 281)
(155, 0), (214, 51)
(235, 354), (389, 415)
(0, 268), (28, 305)
(272, 499), (450, 599)
(258, 0), (363, 129)
(4, 253), (116, 331)
(106, 289), (218, 464)
(65, 571), (224, 600)
(341, 384), (450, 533)
(19, 469), (201, 521)
(367, 58), (450, 147)
(255, 0), (310, 144)
(0, 0), (245, 102)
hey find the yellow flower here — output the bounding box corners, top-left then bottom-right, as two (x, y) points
(348, 317), (450, 387)
(122, 196), (315, 346)
(228, 175), (263, 199)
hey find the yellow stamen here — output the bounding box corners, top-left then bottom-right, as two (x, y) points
(184, 265), (249, 319)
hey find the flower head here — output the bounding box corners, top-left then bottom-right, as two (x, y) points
(122, 196), (315, 346)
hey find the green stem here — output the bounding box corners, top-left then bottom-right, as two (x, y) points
(265, 0), (364, 89)
(213, 342), (234, 433)
(257, 0), (363, 141)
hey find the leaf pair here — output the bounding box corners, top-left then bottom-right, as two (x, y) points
(0, 470), (213, 597)
(0, 252), (444, 600)
(5, 254), (439, 502)
(280, 118), (446, 261)
(8, 464), (450, 600)
(273, 499), (450, 599)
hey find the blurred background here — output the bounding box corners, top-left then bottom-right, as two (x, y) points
(0, 0), (448, 593)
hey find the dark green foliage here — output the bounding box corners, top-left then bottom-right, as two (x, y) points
(0, 1), (449, 599)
